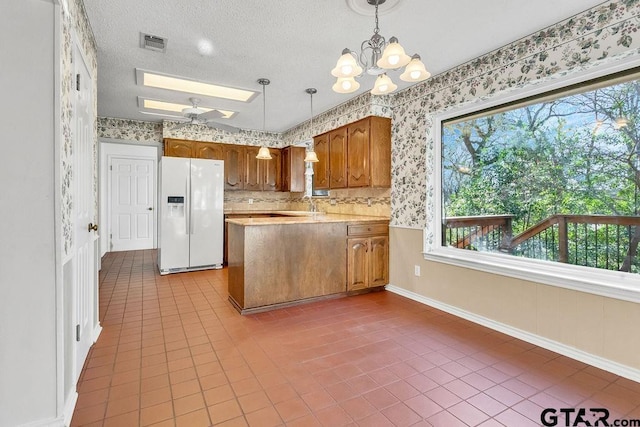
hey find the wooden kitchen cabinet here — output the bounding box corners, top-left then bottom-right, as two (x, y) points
(194, 141), (224, 160)
(313, 133), (330, 190)
(282, 146), (305, 192)
(312, 116), (391, 191)
(347, 222), (389, 291)
(245, 147), (281, 191)
(223, 144), (245, 191)
(350, 116), (391, 188)
(329, 127), (348, 189)
(164, 138), (194, 158)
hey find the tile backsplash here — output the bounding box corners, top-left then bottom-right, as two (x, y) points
(223, 188), (390, 217)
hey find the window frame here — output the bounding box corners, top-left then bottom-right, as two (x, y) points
(424, 58), (640, 304)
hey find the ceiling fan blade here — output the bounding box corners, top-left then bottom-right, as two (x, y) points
(198, 109), (224, 120)
(206, 121), (240, 134)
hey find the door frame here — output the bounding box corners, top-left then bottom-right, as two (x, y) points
(99, 139), (161, 257)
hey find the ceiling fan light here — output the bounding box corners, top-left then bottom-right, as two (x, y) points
(304, 151), (319, 162)
(377, 37), (411, 69)
(331, 49), (362, 77)
(399, 54), (431, 82)
(256, 146), (272, 160)
(370, 73), (397, 95)
(332, 77), (360, 94)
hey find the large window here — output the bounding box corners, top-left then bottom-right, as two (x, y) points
(441, 70), (640, 276)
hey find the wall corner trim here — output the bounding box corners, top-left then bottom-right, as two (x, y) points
(385, 284), (640, 383)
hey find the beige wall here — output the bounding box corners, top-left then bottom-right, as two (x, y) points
(389, 227), (640, 374)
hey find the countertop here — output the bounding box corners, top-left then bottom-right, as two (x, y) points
(225, 211), (390, 226)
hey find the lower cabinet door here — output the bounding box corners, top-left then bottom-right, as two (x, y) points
(369, 236), (389, 287)
(347, 238), (369, 291)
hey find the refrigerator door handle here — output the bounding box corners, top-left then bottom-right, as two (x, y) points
(185, 174), (190, 235)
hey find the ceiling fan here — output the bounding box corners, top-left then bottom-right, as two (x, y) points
(172, 97), (240, 133)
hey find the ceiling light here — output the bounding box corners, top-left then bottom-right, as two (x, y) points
(256, 78), (272, 160)
(135, 69), (259, 102)
(371, 73), (397, 95)
(304, 88), (319, 163)
(332, 77), (360, 94)
(400, 54), (431, 82)
(331, 0), (430, 95)
(139, 98), (235, 118)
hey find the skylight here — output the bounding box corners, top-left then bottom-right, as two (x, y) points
(135, 69), (258, 103)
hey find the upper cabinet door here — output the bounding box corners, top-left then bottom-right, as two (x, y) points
(368, 116), (391, 188)
(313, 134), (330, 190)
(244, 146), (262, 191)
(347, 119), (370, 188)
(329, 128), (348, 189)
(164, 139), (193, 158)
(263, 148), (282, 191)
(194, 142), (224, 160)
(223, 145), (245, 191)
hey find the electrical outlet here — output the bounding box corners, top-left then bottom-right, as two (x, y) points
(414, 265), (421, 276)
(248, 198), (253, 205)
(367, 198), (372, 207)
(330, 198), (336, 206)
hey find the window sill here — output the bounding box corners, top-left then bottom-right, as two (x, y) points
(423, 247), (640, 303)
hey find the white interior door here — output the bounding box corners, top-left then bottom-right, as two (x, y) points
(73, 40), (96, 381)
(110, 157), (155, 251)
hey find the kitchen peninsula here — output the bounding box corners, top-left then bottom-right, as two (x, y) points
(226, 213), (389, 314)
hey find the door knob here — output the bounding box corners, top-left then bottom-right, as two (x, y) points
(88, 223), (98, 232)
(148, 207), (153, 211)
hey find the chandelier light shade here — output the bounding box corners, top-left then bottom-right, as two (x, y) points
(331, 0), (430, 95)
(399, 54), (431, 82)
(332, 76), (360, 94)
(256, 78), (272, 160)
(377, 37), (411, 69)
(304, 88), (319, 163)
(331, 49), (363, 78)
(371, 73), (397, 95)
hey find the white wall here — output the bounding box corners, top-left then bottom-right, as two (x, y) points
(0, 1), (59, 425)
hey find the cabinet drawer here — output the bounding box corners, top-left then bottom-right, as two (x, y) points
(347, 223), (389, 236)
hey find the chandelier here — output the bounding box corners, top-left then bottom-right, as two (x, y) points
(331, 0), (430, 95)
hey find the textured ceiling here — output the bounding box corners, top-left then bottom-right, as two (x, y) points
(83, 0), (607, 133)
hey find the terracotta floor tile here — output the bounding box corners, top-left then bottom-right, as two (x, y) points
(103, 409), (140, 427)
(174, 392), (206, 416)
(244, 406), (283, 427)
(72, 250), (640, 427)
(175, 408), (211, 427)
(238, 390), (272, 414)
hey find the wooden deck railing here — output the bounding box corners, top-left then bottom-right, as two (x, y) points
(443, 214), (640, 272)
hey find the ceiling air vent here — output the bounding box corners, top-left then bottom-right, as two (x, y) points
(140, 33), (167, 53)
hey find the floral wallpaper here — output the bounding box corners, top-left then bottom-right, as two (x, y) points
(389, 0), (640, 244)
(98, 117), (162, 143)
(60, 0), (98, 258)
(163, 121), (283, 147)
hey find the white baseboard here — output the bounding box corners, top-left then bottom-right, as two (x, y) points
(62, 391), (78, 427)
(92, 323), (102, 343)
(386, 284), (640, 383)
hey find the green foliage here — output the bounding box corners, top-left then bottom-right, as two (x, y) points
(442, 78), (640, 272)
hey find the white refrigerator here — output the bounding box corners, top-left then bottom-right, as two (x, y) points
(158, 156), (224, 274)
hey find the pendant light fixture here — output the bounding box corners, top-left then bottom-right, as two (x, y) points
(330, 0), (430, 95)
(304, 88), (319, 163)
(256, 78), (272, 160)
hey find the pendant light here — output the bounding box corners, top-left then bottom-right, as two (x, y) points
(256, 78), (272, 160)
(304, 88), (319, 163)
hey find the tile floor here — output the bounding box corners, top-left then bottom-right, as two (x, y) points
(71, 250), (640, 427)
